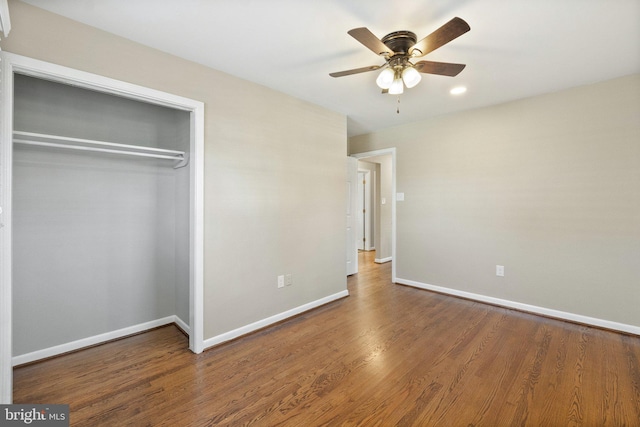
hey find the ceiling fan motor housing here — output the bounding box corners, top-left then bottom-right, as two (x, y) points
(381, 31), (417, 56)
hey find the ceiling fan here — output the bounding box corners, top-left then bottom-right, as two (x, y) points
(330, 17), (470, 95)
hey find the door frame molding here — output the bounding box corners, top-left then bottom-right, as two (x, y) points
(350, 148), (396, 282)
(0, 52), (205, 403)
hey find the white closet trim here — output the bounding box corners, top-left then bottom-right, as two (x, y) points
(13, 131), (189, 168)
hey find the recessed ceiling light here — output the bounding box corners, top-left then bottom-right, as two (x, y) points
(450, 86), (467, 95)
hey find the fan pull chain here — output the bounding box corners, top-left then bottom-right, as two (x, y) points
(397, 96), (400, 114)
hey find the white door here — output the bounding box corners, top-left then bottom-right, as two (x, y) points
(346, 157), (358, 275)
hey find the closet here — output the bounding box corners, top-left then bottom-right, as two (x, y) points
(0, 53), (204, 402)
(11, 73), (189, 360)
(0, 54), (205, 383)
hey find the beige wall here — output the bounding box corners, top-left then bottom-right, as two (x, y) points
(350, 74), (640, 327)
(2, 0), (347, 339)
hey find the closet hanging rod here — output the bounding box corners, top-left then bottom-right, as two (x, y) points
(13, 131), (185, 156)
(13, 139), (185, 161)
(12, 131), (189, 168)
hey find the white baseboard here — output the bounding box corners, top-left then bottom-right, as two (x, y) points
(204, 290), (349, 349)
(174, 315), (190, 335)
(375, 257), (392, 264)
(396, 278), (640, 336)
(12, 315), (189, 366)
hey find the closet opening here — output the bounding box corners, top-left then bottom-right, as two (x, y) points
(1, 52), (204, 403)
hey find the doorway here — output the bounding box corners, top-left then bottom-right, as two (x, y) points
(350, 148), (396, 282)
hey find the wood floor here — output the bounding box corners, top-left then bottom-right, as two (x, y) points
(14, 251), (640, 426)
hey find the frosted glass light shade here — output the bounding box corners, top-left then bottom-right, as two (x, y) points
(389, 77), (404, 95)
(402, 66), (422, 88)
(376, 68), (395, 89)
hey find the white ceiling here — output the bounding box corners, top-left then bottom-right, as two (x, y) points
(20, 0), (640, 137)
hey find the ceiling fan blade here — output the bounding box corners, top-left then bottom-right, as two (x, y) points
(329, 65), (381, 78)
(409, 17), (470, 57)
(347, 27), (394, 57)
(414, 60), (466, 77)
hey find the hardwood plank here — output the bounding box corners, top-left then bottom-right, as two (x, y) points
(13, 251), (640, 426)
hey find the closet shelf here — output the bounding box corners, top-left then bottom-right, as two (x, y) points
(13, 131), (189, 168)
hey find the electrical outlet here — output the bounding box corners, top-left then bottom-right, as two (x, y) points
(286, 274), (292, 286)
(496, 265), (505, 277)
(277, 275), (285, 288)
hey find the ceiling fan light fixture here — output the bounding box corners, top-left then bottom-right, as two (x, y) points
(330, 17), (471, 107)
(376, 67), (395, 89)
(388, 76), (404, 95)
(401, 66), (422, 88)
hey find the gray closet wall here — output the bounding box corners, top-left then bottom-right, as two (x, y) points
(12, 74), (191, 356)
